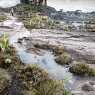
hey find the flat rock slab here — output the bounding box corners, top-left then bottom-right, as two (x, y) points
(29, 29), (95, 63)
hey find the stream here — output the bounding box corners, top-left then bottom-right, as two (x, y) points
(0, 14), (95, 93)
(0, 14), (74, 90)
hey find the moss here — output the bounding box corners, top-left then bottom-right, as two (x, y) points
(69, 63), (95, 76)
(55, 52), (72, 65)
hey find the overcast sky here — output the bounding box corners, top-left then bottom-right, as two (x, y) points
(48, 0), (95, 11)
(0, 0), (95, 12)
(0, 0), (20, 8)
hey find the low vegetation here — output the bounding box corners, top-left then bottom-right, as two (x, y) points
(0, 33), (20, 69)
(31, 80), (64, 95)
(0, 15), (7, 22)
(69, 62), (95, 76)
(23, 14), (60, 29)
(34, 43), (72, 65)
(0, 33), (9, 52)
(55, 52), (72, 65)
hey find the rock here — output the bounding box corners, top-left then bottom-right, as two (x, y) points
(17, 38), (23, 44)
(89, 81), (95, 86)
(34, 43), (64, 55)
(0, 68), (11, 94)
(82, 82), (95, 91)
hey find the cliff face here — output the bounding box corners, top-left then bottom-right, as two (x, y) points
(20, 0), (47, 6)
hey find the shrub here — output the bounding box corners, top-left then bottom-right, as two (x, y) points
(55, 52), (72, 65)
(0, 49), (21, 69)
(69, 63), (95, 76)
(23, 14), (57, 29)
(16, 64), (48, 87)
(10, 64), (49, 95)
(33, 80), (64, 95)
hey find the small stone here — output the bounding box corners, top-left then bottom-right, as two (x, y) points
(82, 83), (95, 91)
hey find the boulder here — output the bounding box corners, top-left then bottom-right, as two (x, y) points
(82, 82), (95, 91)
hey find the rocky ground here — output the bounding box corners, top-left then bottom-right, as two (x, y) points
(0, 13), (95, 95)
(19, 29), (95, 95)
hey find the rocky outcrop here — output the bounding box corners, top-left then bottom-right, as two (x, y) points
(82, 81), (95, 91)
(20, 0), (47, 6)
(72, 81), (95, 95)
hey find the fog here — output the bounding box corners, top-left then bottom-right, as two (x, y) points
(0, 0), (95, 12)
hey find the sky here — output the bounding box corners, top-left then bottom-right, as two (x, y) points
(0, 0), (95, 12)
(0, 0), (20, 8)
(47, 0), (95, 12)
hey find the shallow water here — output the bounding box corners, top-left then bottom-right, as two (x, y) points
(18, 48), (73, 79)
(17, 46), (74, 90)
